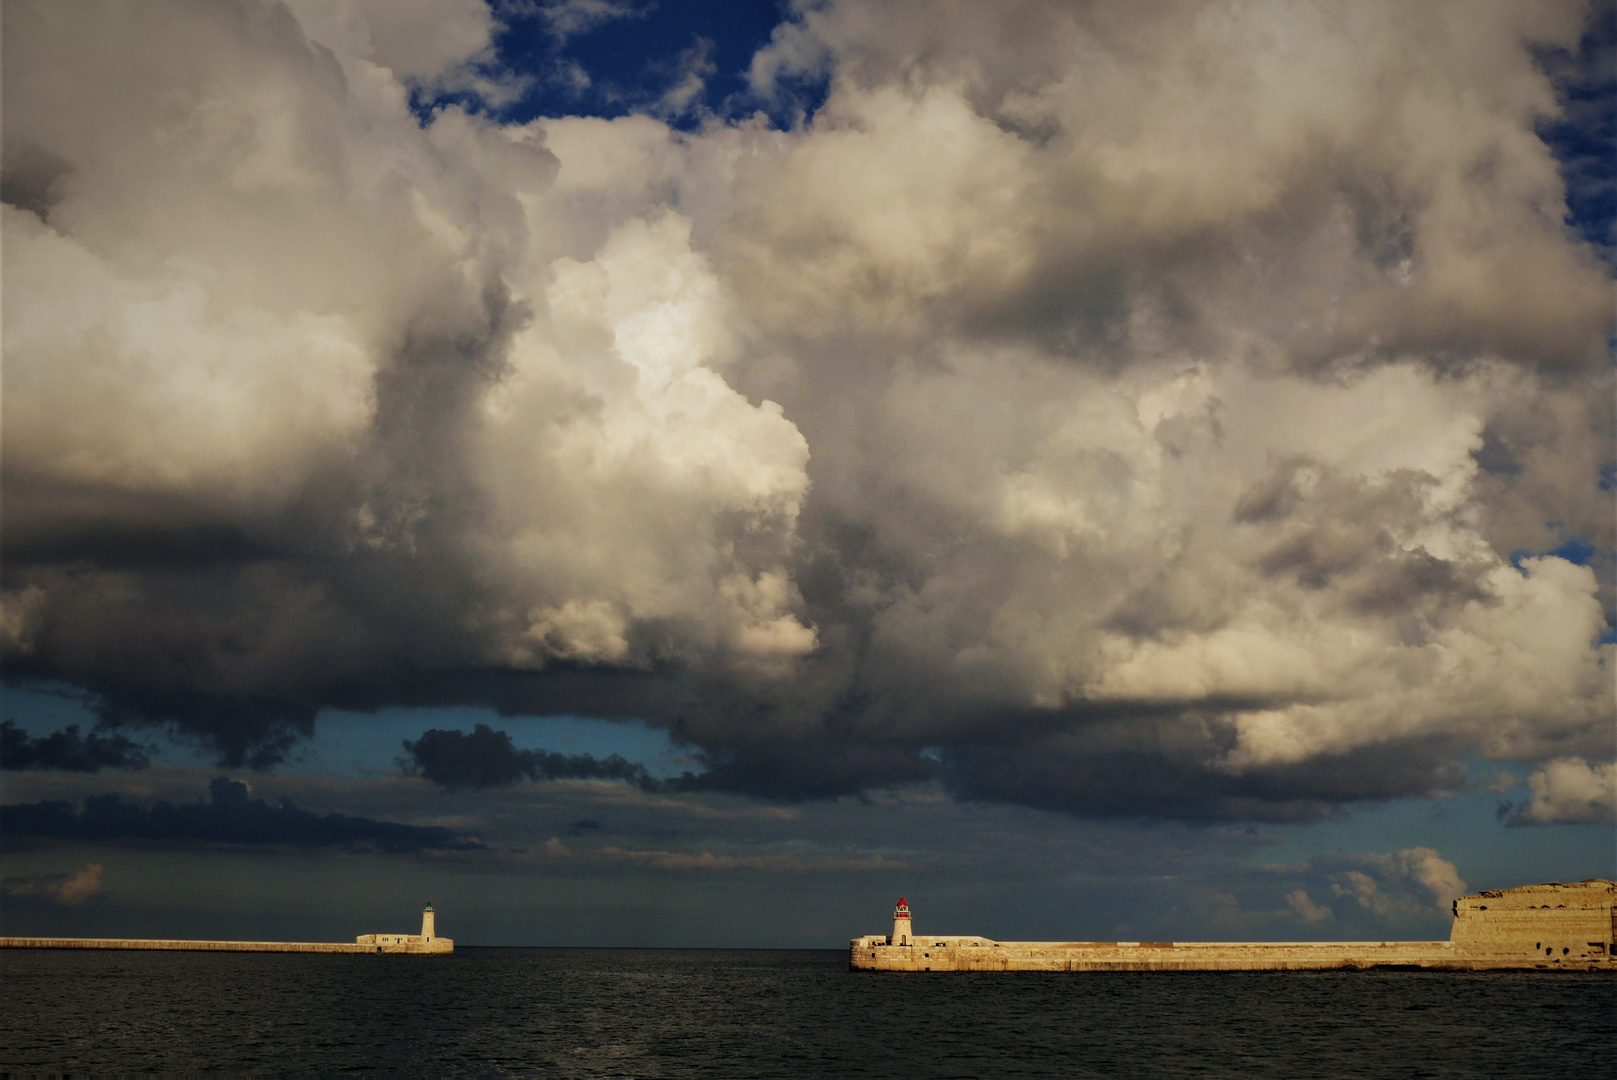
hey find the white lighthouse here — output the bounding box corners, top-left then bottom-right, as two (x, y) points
(890, 897), (912, 946)
(422, 903), (436, 941)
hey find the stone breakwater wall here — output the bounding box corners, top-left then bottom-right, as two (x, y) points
(851, 937), (1495, 972)
(0, 937), (452, 954)
(851, 880), (1615, 973)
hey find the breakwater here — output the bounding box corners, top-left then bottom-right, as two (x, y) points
(0, 936), (450, 954)
(851, 879), (1616, 972)
(1, 902), (452, 954)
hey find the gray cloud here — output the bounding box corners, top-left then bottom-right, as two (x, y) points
(1, 0), (1611, 822)
(1, 776), (484, 852)
(4, 862), (106, 906)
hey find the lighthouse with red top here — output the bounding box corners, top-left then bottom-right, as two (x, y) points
(890, 897), (913, 946)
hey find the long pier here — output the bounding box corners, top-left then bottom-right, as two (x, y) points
(849, 937), (1528, 972)
(1, 903), (452, 954)
(0, 936), (450, 954)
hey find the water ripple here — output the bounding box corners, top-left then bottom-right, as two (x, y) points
(3, 948), (1610, 1076)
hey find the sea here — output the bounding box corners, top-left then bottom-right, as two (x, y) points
(2, 948), (1610, 1076)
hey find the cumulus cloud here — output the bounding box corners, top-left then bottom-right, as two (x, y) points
(1277, 847), (1466, 930)
(1285, 888), (1332, 924)
(1151, 844), (1469, 938)
(5, 862), (106, 906)
(1511, 757), (1617, 824)
(1327, 848), (1467, 918)
(1, 0), (1611, 822)
(1, 776), (484, 852)
(1, 721), (150, 772)
(285, 0), (527, 106)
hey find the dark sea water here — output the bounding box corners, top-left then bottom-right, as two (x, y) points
(2, 947), (1610, 1077)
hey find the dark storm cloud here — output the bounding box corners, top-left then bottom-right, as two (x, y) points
(404, 724), (666, 790)
(2, 0), (1611, 822)
(0, 720), (149, 773)
(404, 721), (943, 803)
(941, 730), (1468, 823)
(0, 776), (484, 852)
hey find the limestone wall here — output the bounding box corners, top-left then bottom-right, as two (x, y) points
(850, 939), (1471, 972)
(1449, 880), (1613, 968)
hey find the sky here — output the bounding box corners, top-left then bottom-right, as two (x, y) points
(2, 0), (1613, 948)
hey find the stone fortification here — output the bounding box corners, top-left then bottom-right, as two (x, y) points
(850, 880), (1615, 973)
(1449, 880), (1611, 965)
(2, 903), (452, 954)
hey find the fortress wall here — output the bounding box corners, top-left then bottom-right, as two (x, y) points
(1450, 882), (1613, 964)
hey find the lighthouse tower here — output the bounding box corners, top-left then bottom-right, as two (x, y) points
(891, 897), (912, 946)
(421, 903), (436, 941)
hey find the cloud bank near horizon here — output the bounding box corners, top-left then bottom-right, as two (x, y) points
(2, 775), (484, 852)
(2, 0), (1611, 823)
(0, 761), (1484, 941)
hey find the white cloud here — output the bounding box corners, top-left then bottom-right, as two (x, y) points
(285, 0), (527, 105)
(1517, 758), (1617, 824)
(478, 211), (814, 672)
(1286, 888), (1333, 924)
(2, 206), (373, 500)
(533, 0), (648, 44)
(1315, 847), (1466, 922)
